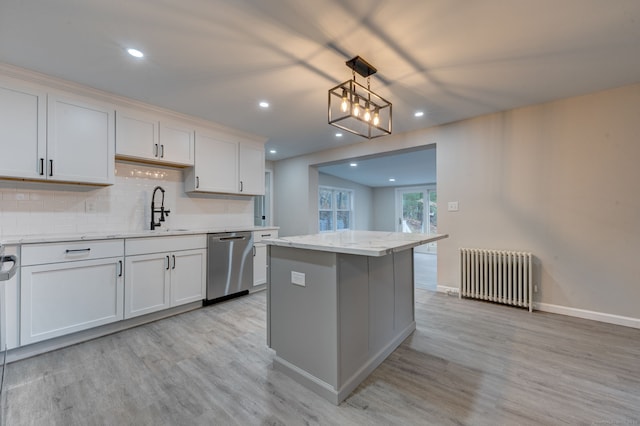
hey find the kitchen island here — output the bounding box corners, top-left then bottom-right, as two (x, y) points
(264, 231), (448, 404)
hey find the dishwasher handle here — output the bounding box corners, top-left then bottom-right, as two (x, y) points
(219, 236), (247, 241)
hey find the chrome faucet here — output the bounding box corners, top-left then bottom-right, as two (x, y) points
(150, 186), (170, 230)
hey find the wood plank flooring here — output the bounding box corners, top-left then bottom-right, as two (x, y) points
(2, 290), (639, 425)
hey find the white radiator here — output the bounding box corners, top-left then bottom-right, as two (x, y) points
(459, 248), (533, 312)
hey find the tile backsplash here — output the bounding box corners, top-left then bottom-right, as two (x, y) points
(0, 162), (254, 237)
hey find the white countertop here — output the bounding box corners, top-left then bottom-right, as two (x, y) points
(262, 231), (449, 257)
(0, 226), (279, 245)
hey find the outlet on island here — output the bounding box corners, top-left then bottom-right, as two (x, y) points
(291, 271), (306, 287)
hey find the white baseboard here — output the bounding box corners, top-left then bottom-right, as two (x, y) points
(433, 285), (640, 329)
(436, 285), (459, 294)
(534, 302), (640, 329)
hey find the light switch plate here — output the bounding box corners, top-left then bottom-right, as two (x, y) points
(291, 271), (306, 286)
(447, 201), (459, 212)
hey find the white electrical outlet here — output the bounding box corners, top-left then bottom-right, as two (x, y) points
(85, 200), (97, 213)
(447, 201), (459, 212)
(291, 271), (306, 287)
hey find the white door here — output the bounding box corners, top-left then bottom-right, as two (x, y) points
(395, 186), (437, 253)
(238, 142), (265, 195)
(20, 258), (124, 344)
(124, 253), (171, 318)
(170, 249), (206, 306)
(0, 78), (46, 179)
(194, 130), (239, 193)
(47, 94), (115, 184)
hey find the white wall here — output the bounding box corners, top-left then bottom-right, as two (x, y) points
(371, 187), (396, 232)
(0, 161), (254, 237)
(273, 82), (640, 323)
(318, 172), (373, 230)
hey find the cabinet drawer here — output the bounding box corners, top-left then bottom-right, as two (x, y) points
(21, 239), (124, 266)
(253, 229), (278, 243)
(125, 234), (207, 256)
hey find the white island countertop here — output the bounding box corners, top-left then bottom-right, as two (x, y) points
(262, 230), (448, 257)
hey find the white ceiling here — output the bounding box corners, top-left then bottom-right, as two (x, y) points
(318, 146), (436, 188)
(2, 0), (640, 164)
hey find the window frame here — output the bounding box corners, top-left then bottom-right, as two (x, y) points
(318, 185), (354, 232)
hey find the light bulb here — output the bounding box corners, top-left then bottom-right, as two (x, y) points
(340, 89), (349, 113)
(353, 95), (360, 117)
(364, 102), (371, 122)
(373, 109), (380, 126)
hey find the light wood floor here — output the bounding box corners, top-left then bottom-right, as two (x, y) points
(3, 290), (639, 425)
(414, 252), (437, 291)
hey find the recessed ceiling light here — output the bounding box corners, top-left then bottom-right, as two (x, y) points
(259, 101), (269, 108)
(335, 133), (343, 138)
(414, 111), (424, 117)
(127, 48), (144, 58)
(389, 178), (396, 182)
(269, 149), (277, 154)
(350, 163), (358, 167)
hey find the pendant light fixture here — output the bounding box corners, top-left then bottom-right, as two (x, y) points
(328, 56), (392, 139)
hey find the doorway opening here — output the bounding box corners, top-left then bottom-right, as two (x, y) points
(254, 169), (273, 226)
(395, 185), (438, 291)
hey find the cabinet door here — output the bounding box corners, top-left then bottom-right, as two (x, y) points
(47, 94), (115, 184)
(239, 142), (265, 195)
(124, 253), (171, 319)
(20, 257), (124, 345)
(253, 243), (267, 286)
(191, 130), (238, 193)
(0, 78), (46, 179)
(159, 120), (194, 166)
(170, 249), (206, 306)
(115, 108), (158, 161)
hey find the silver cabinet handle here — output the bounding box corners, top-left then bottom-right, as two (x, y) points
(172, 254), (176, 270)
(166, 255), (170, 270)
(154, 144), (159, 157)
(118, 260), (123, 277)
(196, 176), (200, 188)
(49, 159), (53, 176)
(160, 144), (164, 158)
(253, 246), (256, 256)
(261, 233), (271, 237)
(39, 158), (44, 176)
(240, 181), (244, 192)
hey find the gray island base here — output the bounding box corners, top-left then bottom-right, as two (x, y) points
(264, 231), (448, 405)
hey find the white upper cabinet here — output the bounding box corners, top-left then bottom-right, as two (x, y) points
(0, 76), (114, 185)
(239, 141), (265, 195)
(116, 108), (194, 166)
(0, 77), (46, 180)
(185, 128), (239, 194)
(115, 108), (158, 160)
(185, 128), (264, 196)
(160, 120), (194, 166)
(47, 94), (115, 185)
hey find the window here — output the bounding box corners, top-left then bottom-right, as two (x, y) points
(319, 186), (353, 232)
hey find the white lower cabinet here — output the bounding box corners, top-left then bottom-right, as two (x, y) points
(124, 235), (206, 319)
(253, 230), (278, 287)
(171, 249), (206, 306)
(20, 240), (124, 345)
(124, 253), (171, 318)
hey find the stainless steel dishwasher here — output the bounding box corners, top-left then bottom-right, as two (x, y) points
(206, 231), (253, 303)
